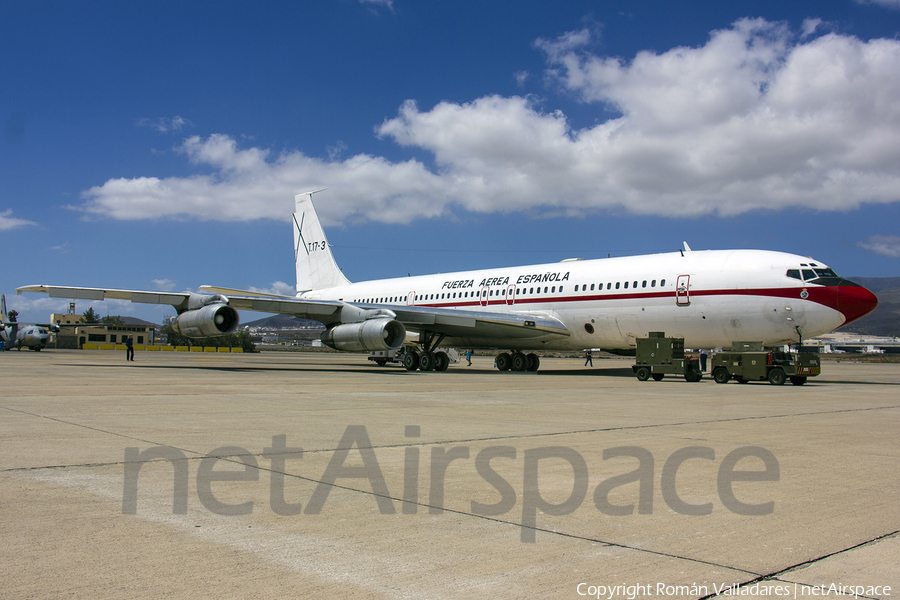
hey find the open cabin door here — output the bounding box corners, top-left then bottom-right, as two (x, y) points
(675, 275), (691, 306)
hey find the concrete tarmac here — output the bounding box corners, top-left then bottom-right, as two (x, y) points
(1, 349), (897, 599)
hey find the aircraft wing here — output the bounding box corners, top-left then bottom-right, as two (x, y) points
(16, 285), (194, 306)
(17, 284), (570, 341)
(200, 286), (570, 340)
(16, 284), (345, 320)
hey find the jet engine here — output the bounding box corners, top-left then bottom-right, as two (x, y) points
(320, 318), (406, 352)
(171, 303), (240, 338)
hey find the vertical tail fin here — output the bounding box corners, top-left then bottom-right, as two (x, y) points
(294, 190), (351, 293)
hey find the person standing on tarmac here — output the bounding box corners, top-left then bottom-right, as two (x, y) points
(584, 349), (593, 367)
(125, 335), (134, 362)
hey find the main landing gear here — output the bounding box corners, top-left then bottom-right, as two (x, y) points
(402, 332), (451, 372)
(494, 351), (540, 372)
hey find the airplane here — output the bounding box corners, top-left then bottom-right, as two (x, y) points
(17, 191), (878, 372)
(1, 294), (52, 351)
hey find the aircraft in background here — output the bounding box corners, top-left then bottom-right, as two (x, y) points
(1, 294), (52, 351)
(17, 191), (878, 371)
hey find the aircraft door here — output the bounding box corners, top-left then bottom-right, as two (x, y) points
(676, 275), (691, 306)
(407, 291), (416, 306)
(506, 284), (516, 305)
(480, 286), (490, 306)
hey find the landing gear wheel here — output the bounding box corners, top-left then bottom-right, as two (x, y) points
(713, 367), (731, 384)
(374, 359), (388, 367)
(526, 353), (540, 372)
(790, 376), (807, 386)
(635, 367), (651, 382)
(419, 351), (435, 372)
(403, 350), (419, 371)
(511, 352), (528, 372)
(496, 352), (511, 371)
(768, 368), (786, 386)
(651, 373), (664, 381)
(434, 351), (450, 372)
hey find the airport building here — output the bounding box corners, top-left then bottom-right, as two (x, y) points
(50, 309), (157, 349)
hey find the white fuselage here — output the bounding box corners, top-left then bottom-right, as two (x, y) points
(299, 249), (852, 350)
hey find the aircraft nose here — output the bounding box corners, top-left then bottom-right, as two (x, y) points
(836, 280), (878, 326)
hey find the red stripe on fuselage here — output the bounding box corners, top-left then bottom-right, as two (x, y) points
(409, 284), (877, 325)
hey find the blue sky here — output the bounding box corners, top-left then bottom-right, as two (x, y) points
(3, 0), (900, 324)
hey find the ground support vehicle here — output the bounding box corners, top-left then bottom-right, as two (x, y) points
(711, 342), (821, 385)
(632, 332), (703, 382)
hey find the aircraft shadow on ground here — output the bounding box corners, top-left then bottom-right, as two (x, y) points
(52, 362), (900, 384)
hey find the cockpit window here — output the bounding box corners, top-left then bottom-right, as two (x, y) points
(813, 268), (838, 279)
(788, 267), (839, 281)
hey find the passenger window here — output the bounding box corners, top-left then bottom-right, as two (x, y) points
(552, 286), (556, 293)
(624, 281), (629, 289)
(651, 280), (656, 287)
(642, 280), (647, 288)
(633, 281), (638, 288)
(607, 283), (611, 290)
(661, 279), (666, 287)
(615, 282), (620, 289)
(590, 284), (595, 291)
(544, 287), (548, 293)
(559, 286), (563, 292)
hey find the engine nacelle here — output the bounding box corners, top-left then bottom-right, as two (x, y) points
(320, 318), (406, 352)
(172, 304), (239, 338)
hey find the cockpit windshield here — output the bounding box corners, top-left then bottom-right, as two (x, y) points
(786, 266), (839, 281)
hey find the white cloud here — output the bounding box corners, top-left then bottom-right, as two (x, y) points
(0, 209), (36, 231)
(249, 281), (296, 296)
(153, 279), (177, 291)
(359, 0), (393, 11)
(137, 116), (192, 134)
(79, 134), (446, 225)
(858, 0), (900, 8)
(857, 235), (900, 257)
(800, 18), (824, 39)
(77, 19), (900, 223)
